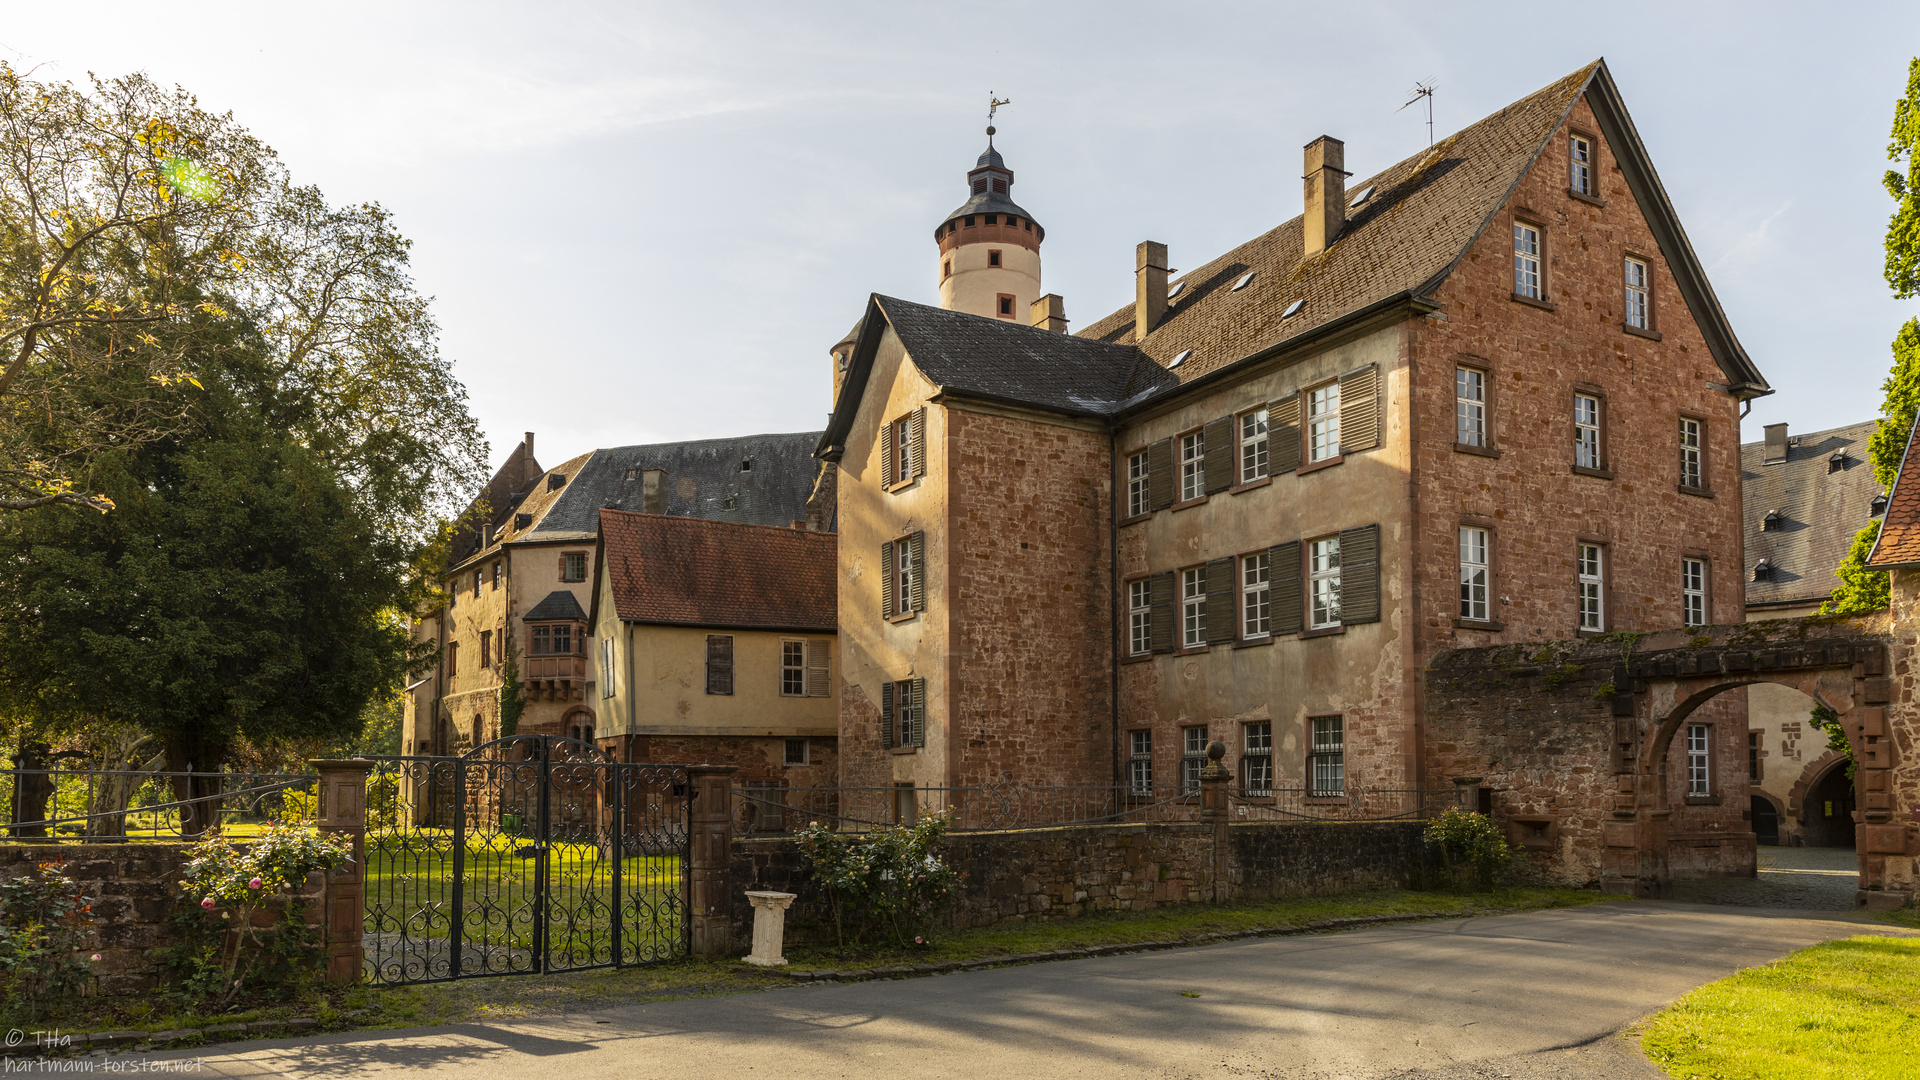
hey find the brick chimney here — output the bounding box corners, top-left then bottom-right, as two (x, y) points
(1303, 136), (1348, 258)
(1029, 294), (1069, 333)
(1135, 241), (1168, 338)
(1763, 422), (1789, 465)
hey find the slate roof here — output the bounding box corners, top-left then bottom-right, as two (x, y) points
(1742, 421), (1884, 607)
(527, 432), (825, 543)
(523, 590), (588, 622)
(1867, 419), (1920, 569)
(448, 449), (592, 573)
(448, 437), (544, 567)
(598, 509), (837, 632)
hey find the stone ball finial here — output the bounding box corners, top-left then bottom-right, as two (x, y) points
(985, 124), (996, 137)
(1207, 740), (1226, 763)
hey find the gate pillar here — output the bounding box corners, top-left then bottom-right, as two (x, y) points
(313, 758), (373, 983)
(686, 765), (738, 957)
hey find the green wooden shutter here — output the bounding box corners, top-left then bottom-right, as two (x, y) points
(1339, 524), (1381, 624)
(881, 680), (895, 748)
(1148, 570), (1176, 653)
(705, 634), (734, 695)
(909, 531), (926, 611)
(1339, 365), (1380, 453)
(1269, 541), (1302, 634)
(911, 677), (927, 747)
(911, 407), (927, 478)
(880, 540), (895, 617)
(1147, 438), (1174, 511)
(1205, 556), (1236, 643)
(1269, 393), (1302, 472)
(880, 419), (895, 486)
(1202, 417), (1234, 494)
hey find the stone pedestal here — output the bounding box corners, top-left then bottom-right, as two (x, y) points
(743, 890), (797, 967)
(310, 758), (373, 984)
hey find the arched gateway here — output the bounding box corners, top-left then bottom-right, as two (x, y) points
(1424, 615), (1915, 909)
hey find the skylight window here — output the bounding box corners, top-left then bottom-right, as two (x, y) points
(1231, 272), (1256, 292)
(1168, 350), (1192, 369)
(1348, 185), (1376, 208)
(1167, 281), (1187, 299)
(1282, 299), (1305, 318)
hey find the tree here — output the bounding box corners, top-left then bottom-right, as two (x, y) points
(1824, 59), (1920, 615)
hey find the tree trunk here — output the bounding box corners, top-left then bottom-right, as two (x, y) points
(166, 741), (228, 837)
(85, 733), (163, 839)
(9, 740), (53, 838)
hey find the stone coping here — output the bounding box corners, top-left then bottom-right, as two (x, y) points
(51, 1012), (370, 1056)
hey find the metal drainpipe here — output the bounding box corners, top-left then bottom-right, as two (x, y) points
(626, 621), (637, 762)
(1108, 417), (1122, 789)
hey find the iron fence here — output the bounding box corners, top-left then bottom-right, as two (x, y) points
(0, 765), (316, 842)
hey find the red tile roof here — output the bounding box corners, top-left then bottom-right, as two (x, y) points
(1868, 420), (1920, 568)
(598, 509), (837, 632)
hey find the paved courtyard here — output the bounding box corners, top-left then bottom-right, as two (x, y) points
(127, 901), (1904, 1080)
(1670, 845), (1860, 909)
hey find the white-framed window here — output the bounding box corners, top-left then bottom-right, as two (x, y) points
(1578, 543), (1605, 632)
(600, 636), (616, 698)
(780, 639), (806, 696)
(895, 539), (914, 616)
(1128, 730), (1153, 796)
(1514, 223), (1542, 299)
(1242, 722), (1273, 796)
(1182, 566), (1207, 648)
(1181, 726), (1209, 795)
(784, 738), (809, 766)
(1575, 393), (1602, 469)
(473, 569), (483, 598)
(1682, 557), (1708, 627)
(893, 416), (912, 484)
(1242, 552), (1271, 639)
(1624, 257), (1650, 329)
(1308, 383), (1341, 463)
(1240, 409), (1269, 483)
(1127, 450), (1151, 517)
(491, 561), (502, 590)
(894, 679), (921, 746)
(1460, 527), (1490, 623)
(1310, 716), (1344, 797)
(1680, 417), (1704, 489)
(1180, 431), (1205, 501)
(1687, 724), (1711, 797)
(1128, 579), (1153, 657)
(1570, 134), (1592, 195)
(1456, 367), (1487, 447)
(562, 553), (587, 583)
(1309, 537), (1341, 629)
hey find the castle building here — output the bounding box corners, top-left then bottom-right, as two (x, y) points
(821, 60), (1769, 873)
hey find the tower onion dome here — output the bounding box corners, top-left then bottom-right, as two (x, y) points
(935, 126), (1045, 320)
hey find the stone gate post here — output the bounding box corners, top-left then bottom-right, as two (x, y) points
(1198, 742), (1232, 902)
(686, 765), (738, 957)
(311, 758), (373, 984)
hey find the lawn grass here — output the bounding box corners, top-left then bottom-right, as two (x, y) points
(1639, 934), (1920, 1080)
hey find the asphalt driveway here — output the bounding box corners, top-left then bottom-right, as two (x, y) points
(118, 902), (1904, 1079)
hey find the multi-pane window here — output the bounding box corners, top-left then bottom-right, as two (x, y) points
(894, 417), (912, 484)
(447, 641), (459, 677)
(1309, 537), (1342, 629)
(1570, 135), (1592, 195)
(894, 679), (922, 747)
(1307, 383), (1341, 462)
(1240, 409), (1269, 483)
(1310, 716), (1345, 797)
(1687, 724), (1711, 797)
(531, 624), (574, 655)
(552, 624), (572, 654)
(1682, 558), (1708, 627)
(1680, 417), (1704, 489)
(895, 540), (914, 616)
(1182, 726), (1209, 795)
(1460, 527), (1490, 622)
(491, 561), (502, 590)
(1242, 553), (1271, 639)
(1128, 730), (1154, 796)
(1128, 579), (1153, 657)
(479, 630), (492, 669)
(473, 570), (483, 598)
(1624, 258), (1650, 329)
(781, 640), (806, 696)
(562, 552), (587, 582)
(1513, 223), (1542, 299)
(1242, 722), (1273, 796)
(1456, 367), (1487, 447)
(1127, 451), (1151, 517)
(600, 637), (616, 698)
(785, 738), (809, 766)
(1574, 394), (1602, 469)
(1182, 567), (1207, 648)
(1180, 432), (1206, 501)
(1578, 543), (1605, 632)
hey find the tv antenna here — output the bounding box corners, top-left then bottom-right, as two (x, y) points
(1399, 79), (1436, 146)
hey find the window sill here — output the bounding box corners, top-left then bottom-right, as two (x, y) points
(1568, 188), (1607, 208)
(1510, 292), (1556, 312)
(1303, 796), (1348, 805)
(1228, 476), (1273, 495)
(1622, 323), (1662, 341)
(1119, 512), (1153, 528)
(1678, 485), (1716, 499)
(887, 611), (919, 624)
(1684, 794), (1722, 806)
(1170, 495), (1210, 512)
(1301, 625), (1345, 639)
(1576, 629), (1611, 638)
(1233, 637), (1275, 649)
(1121, 653), (1155, 665)
(889, 745), (920, 756)
(1571, 464), (1615, 480)
(1296, 454), (1344, 476)
(1453, 618), (1505, 632)
(885, 477), (920, 493)
(1175, 644), (1212, 655)
(1454, 442), (1502, 459)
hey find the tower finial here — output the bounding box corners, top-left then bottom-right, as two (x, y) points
(987, 94), (1010, 145)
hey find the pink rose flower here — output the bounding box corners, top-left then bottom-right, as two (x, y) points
(200, 897), (216, 909)
(248, 878), (262, 890)
(915, 936), (924, 944)
(89, 954), (101, 962)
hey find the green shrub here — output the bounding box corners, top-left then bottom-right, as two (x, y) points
(794, 813), (963, 948)
(0, 863), (99, 1018)
(1423, 808), (1513, 892)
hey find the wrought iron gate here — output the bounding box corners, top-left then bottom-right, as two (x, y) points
(361, 735), (690, 985)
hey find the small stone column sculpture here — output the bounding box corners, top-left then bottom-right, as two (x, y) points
(743, 890), (798, 967)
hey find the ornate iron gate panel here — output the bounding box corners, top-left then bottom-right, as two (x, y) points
(362, 735), (690, 986)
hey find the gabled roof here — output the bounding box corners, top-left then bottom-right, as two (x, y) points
(1741, 421), (1884, 606)
(523, 590), (588, 622)
(448, 450), (591, 574)
(448, 436), (544, 567)
(598, 509), (837, 632)
(523, 432), (825, 543)
(1867, 419), (1920, 570)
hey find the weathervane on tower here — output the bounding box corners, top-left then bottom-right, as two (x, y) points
(987, 94), (1011, 144)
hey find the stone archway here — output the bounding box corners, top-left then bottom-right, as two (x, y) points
(1787, 750), (1851, 824)
(1750, 788), (1787, 847)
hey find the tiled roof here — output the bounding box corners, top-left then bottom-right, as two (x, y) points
(523, 590), (588, 622)
(449, 437), (544, 566)
(448, 449), (593, 573)
(1868, 419), (1920, 569)
(598, 509), (837, 632)
(528, 432), (825, 542)
(1741, 421), (1884, 606)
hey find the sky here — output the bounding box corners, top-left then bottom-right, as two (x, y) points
(3, 1), (1915, 472)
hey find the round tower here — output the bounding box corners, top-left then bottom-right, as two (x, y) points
(935, 126), (1043, 321)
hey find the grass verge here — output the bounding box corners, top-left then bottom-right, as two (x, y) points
(1639, 934), (1920, 1080)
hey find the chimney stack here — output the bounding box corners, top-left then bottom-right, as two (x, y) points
(1029, 294), (1069, 333)
(1763, 422), (1789, 465)
(1303, 136), (1348, 258)
(524, 431), (535, 459)
(1135, 241), (1168, 338)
